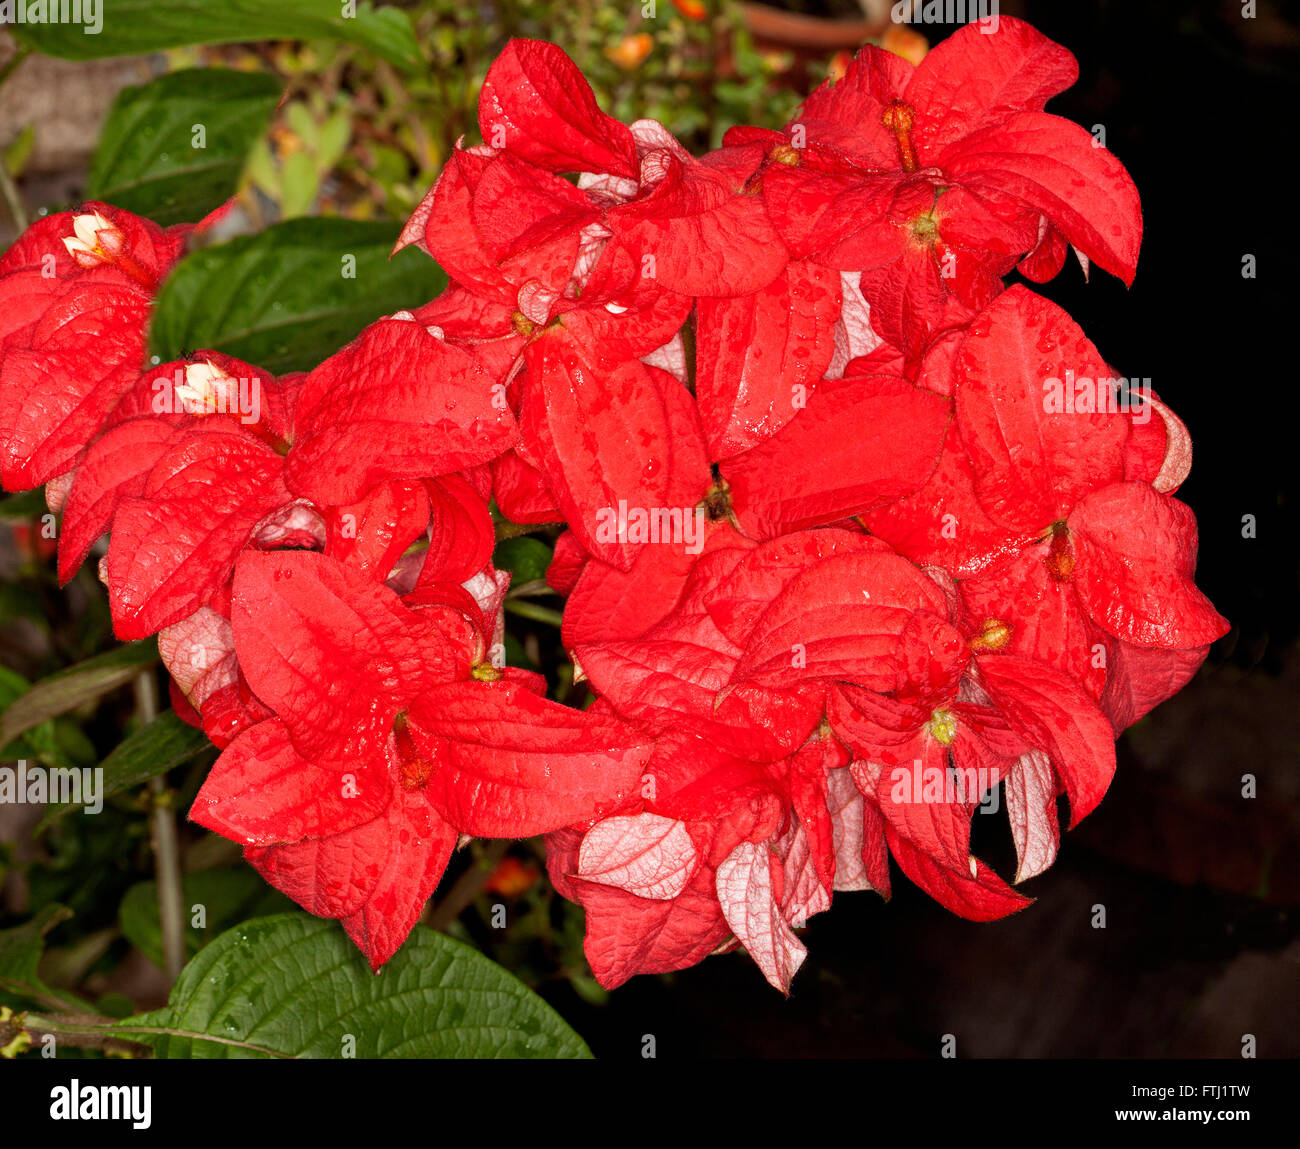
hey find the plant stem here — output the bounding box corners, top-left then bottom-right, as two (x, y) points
(136, 672), (184, 984)
(6, 1011), (150, 1058)
(0, 44), (31, 91)
(0, 163), (27, 233)
(680, 306), (698, 396)
(0, 45), (31, 234)
(426, 840), (510, 932)
(494, 517), (559, 541)
(505, 578), (556, 600)
(504, 599), (564, 628)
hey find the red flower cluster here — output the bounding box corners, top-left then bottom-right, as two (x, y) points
(0, 20), (1226, 989)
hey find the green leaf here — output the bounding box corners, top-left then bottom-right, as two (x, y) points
(494, 536), (554, 585)
(115, 913), (591, 1058)
(0, 668), (97, 767)
(316, 109), (353, 172)
(0, 584), (46, 633)
(284, 102), (318, 146)
(0, 641), (158, 751)
(94, 992), (137, 1019)
(3, 123), (36, 179)
(278, 149), (320, 219)
(243, 135), (279, 200)
(87, 69), (281, 227)
(148, 219), (448, 375)
(12, 1), (423, 72)
(0, 488), (47, 520)
(0, 905), (80, 1010)
(0, 666), (39, 753)
(119, 869), (293, 970)
(38, 709), (212, 829)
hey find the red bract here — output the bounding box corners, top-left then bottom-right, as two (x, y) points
(0, 19), (1226, 988)
(705, 530), (1098, 918)
(719, 373), (951, 539)
(284, 313), (518, 507)
(463, 38), (787, 299)
(53, 353), (308, 640)
(694, 260), (841, 460)
(545, 729), (843, 992)
(0, 204), (187, 490)
(189, 549), (650, 968)
(396, 40), (794, 565)
(106, 421), (293, 639)
(943, 287), (1226, 717)
(520, 344), (685, 569)
(478, 38), (639, 179)
(727, 17), (1140, 360)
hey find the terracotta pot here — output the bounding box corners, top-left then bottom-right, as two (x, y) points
(738, 2), (886, 51)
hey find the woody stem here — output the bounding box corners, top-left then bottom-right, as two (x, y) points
(0, 164), (26, 234)
(426, 840), (511, 932)
(9, 1012), (150, 1058)
(137, 672), (185, 985)
(504, 600), (564, 628)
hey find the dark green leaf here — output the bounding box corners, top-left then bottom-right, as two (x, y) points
(0, 584), (47, 633)
(94, 992), (137, 1019)
(0, 488), (47, 520)
(0, 641), (158, 750)
(148, 219), (447, 374)
(0, 906), (81, 1010)
(3, 123), (36, 179)
(119, 869), (293, 970)
(1, 668), (96, 769)
(12, 1), (422, 72)
(115, 913), (591, 1058)
(88, 69), (281, 227)
(0, 666), (37, 753)
(494, 536), (554, 585)
(38, 709), (212, 829)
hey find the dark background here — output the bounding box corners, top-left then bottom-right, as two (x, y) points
(540, 0), (1300, 1059)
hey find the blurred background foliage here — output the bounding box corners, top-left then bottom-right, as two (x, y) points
(0, 1), (929, 231)
(189, 0), (922, 226)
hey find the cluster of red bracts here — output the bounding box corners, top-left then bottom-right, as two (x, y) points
(0, 20), (1226, 990)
